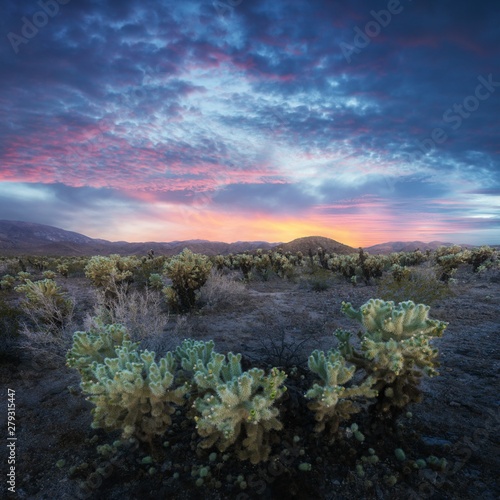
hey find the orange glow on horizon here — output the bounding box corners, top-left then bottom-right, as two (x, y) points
(98, 207), (408, 247)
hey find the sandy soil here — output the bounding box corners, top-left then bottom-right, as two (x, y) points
(1, 265), (499, 499)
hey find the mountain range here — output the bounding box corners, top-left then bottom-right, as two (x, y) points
(0, 220), (480, 256)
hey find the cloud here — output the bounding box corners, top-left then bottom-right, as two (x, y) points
(0, 0), (499, 245)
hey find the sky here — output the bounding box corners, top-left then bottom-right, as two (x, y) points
(0, 0), (499, 246)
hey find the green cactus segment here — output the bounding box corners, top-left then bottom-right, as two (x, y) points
(66, 323), (133, 378)
(305, 350), (377, 434)
(174, 339), (217, 375)
(181, 341), (287, 464)
(340, 299), (447, 413)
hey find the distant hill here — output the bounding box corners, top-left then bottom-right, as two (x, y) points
(364, 240), (476, 254)
(275, 236), (356, 255)
(0, 221), (277, 256)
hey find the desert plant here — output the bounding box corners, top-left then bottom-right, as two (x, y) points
(234, 253), (254, 281)
(88, 286), (169, 350)
(148, 273), (164, 291)
(339, 299), (447, 415)
(175, 340), (287, 464)
(0, 274), (16, 290)
(305, 349), (377, 435)
(17, 271), (31, 283)
(251, 310), (323, 369)
(466, 246), (496, 272)
(68, 326), (188, 444)
(85, 255), (138, 296)
(15, 279), (74, 335)
(198, 270), (248, 311)
(163, 249), (212, 311)
(377, 264), (451, 305)
(66, 322), (131, 378)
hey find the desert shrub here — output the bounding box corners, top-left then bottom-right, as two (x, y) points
(397, 250), (428, 267)
(163, 249), (212, 311)
(87, 286), (169, 351)
(56, 263), (69, 278)
(65, 257), (90, 277)
(253, 252), (272, 281)
(15, 279), (74, 336)
(133, 255), (167, 287)
(0, 258), (23, 276)
(233, 253), (254, 281)
(198, 270), (248, 310)
(250, 310), (325, 369)
(377, 264), (452, 305)
(390, 264), (411, 283)
(305, 267), (332, 291)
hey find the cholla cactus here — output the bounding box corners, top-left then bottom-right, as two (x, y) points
(341, 299), (447, 342)
(467, 246), (496, 272)
(0, 274), (16, 290)
(272, 253), (294, 279)
(148, 273), (164, 291)
(234, 253), (254, 281)
(164, 249), (212, 311)
(194, 365), (287, 464)
(85, 255), (137, 295)
(79, 343), (187, 443)
(66, 322), (132, 378)
(254, 253), (272, 280)
(339, 299), (448, 413)
(174, 338), (216, 379)
(176, 340), (287, 464)
(17, 271), (32, 283)
(305, 350), (377, 434)
(390, 264), (411, 283)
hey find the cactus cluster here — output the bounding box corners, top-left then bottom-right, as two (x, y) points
(305, 299), (447, 433)
(175, 339), (287, 464)
(85, 254), (138, 294)
(163, 249), (212, 310)
(339, 299), (447, 413)
(306, 349), (377, 434)
(67, 323), (187, 443)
